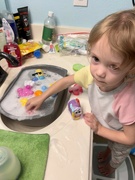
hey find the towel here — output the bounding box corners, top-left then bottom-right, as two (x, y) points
(0, 130), (50, 180)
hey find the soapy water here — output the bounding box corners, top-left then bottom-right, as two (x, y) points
(0, 68), (63, 121)
(50, 138), (69, 162)
(50, 130), (89, 179)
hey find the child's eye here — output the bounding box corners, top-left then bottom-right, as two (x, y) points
(109, 64), (119, 71)
(91, 56), (99, 63)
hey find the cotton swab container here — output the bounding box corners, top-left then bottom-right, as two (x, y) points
(0, 146), (21, 180)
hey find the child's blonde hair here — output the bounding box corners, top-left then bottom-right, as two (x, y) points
(88, 9), (135, 81)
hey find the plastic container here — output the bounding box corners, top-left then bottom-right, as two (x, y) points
(42, 11), (56, 45)
(0, 64), (68, 127)
(0, 146), (21, 180)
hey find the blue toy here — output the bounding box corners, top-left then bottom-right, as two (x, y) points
(130, 147), (135, 156)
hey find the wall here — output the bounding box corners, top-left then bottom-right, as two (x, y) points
(1, 0), (134, 28)
(0, 0), (6, 12)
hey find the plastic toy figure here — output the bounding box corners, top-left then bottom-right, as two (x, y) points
(17, 85), (34, 97)
(29, 69), (45, 81)
(68, 98), (83, 120)
(69, 84), (83, 95)
(35, 69), (45, 80)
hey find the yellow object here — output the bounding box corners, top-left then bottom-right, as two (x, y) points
(19, 42), (42, 56)
(74, 66), (93, 89)
(49, 82), (56, 87)
(20, 98), (28, 106)
(35, 69), (44, 76)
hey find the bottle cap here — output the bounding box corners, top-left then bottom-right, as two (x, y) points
(48, 11), (54, 17)
(33, 49), (42, 58)
(42, 44), (50, 52)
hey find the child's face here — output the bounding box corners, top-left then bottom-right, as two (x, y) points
(89, 35), (131, 92)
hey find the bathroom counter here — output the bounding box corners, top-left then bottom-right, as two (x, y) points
(0, 52), (93, 180)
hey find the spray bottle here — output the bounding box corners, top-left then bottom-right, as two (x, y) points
(2, 18), (22, 67)
(2, 10), (20, 44)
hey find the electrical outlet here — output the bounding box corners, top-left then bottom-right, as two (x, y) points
(73, 0), (88, 7)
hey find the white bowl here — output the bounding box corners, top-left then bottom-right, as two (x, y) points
(0, 146), (21, 180)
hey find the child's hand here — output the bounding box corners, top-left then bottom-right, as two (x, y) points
(83, 112), (101, 134)
(25, 95), (44, 111)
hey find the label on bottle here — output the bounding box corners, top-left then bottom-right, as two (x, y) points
(8, 46), (18, 58)
(42, 26), (53, 41)
(4, 42), (22, 67)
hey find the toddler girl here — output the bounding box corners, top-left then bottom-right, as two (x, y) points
(26, 9), (135, 176)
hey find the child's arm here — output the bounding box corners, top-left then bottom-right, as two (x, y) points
(84, 112), (135, 146)
(25, 75), (75, 111)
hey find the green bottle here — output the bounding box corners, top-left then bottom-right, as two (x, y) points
(42, 11), (55, 45)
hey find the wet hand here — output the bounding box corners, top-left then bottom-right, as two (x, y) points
(25, 96), (43, 111)
(83, 112), (101, 134)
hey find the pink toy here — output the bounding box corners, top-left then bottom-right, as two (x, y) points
(69, 84), (83, 95)
(68, 98), (83, 120)
(17, 85), (34, 97)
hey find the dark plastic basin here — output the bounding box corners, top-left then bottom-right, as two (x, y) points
(0, 64), (69, 128)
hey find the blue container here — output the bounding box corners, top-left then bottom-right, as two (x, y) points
(130, 147), (135, 156)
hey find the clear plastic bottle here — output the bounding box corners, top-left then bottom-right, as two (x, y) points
(42, 11), (56, 45)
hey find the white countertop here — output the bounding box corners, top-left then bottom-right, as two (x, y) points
(0, 49), (93, 180)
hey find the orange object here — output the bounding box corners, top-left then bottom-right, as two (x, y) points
(34, 90), (43, 96)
